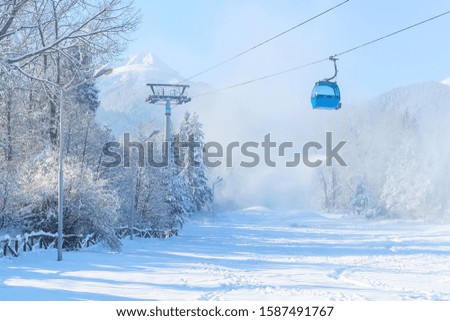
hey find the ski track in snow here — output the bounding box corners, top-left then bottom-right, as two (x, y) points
(1, 209), (450, 300)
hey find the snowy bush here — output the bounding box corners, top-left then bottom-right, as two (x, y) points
(15, 150), (121, 250)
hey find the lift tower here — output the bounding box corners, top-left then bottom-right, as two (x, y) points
(145, 83), (191, 168)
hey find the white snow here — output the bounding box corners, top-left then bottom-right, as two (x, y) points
(1, 209), (449, 300)
(442, 78), (450, 86)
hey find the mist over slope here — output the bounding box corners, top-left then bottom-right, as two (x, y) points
(96, 54), (450, 217)
(332, 81), (450, 221)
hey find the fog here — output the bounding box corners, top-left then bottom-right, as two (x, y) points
(97, 1), (450, 217)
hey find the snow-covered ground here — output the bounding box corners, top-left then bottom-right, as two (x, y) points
(1, 208), (450, 300)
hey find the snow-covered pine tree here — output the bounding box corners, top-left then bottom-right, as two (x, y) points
(164, 180), (186, 230)
(172, 112), (196, 214)
(350, 181), (369, 215)
(179, 112), (212, 213)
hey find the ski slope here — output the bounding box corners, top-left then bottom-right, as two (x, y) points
(1, 208), (449, 300)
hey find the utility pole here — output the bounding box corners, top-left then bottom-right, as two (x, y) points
(57, 65), (113, 261)
(57, 90), (64, 261)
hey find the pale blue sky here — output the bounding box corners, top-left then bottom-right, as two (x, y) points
(126, 0), (450, 100)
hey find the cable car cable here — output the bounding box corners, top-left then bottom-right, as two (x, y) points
(178, 0), (350, 83)
(333, 9), (450, 58)
(193, 8), (450, 98)
(194, 57), (329, 97)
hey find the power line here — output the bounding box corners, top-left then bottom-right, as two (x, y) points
(334, 9), (450, 57)
(194, 9), (450, 98)
(194, 58), (329, 97)
(179, 0), (350, 83)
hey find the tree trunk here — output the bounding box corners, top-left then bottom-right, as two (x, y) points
(320, 170), (329, 212)
(81, 118), (91, 167)
(5, 89), (13, 161)
(50, 2), (62, 148)
(331, 169), (337, 210)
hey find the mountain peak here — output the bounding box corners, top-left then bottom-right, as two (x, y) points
(96, 50), (212, 138)
(126, 52), (154, 66)
(96, 51), (188, 133)
(108, 51), (180, 79)
(442, 77), (450, 86)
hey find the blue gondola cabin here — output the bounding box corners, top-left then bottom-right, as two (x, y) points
(311, 80), (341, 110)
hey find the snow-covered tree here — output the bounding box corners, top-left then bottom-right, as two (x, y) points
(379, 112), (428, 219)
(313, 84), (450, 222)
(0, 0), (140, 247)
(15, 150), (121, 249)
(176, 112), (212, 213)
(350, 181), (369, 215)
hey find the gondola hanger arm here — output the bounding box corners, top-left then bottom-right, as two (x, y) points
(324, 56), (338, 82)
